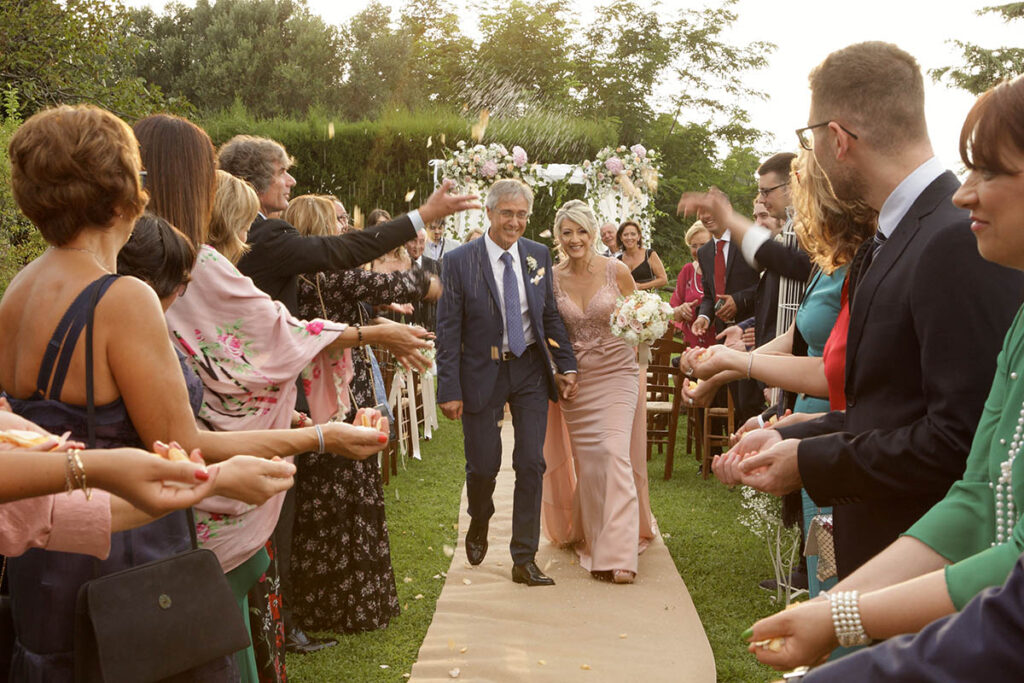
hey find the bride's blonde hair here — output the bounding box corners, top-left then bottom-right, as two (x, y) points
(553, 199), (599, 262)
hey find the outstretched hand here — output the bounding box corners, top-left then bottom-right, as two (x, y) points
(744, 599), (836, 670)
(676, 186), (734, 225)
(711, 427), (782, 487)
(736, 438), (803, 496)
(86, 445), (219, 518)
(419, 179), (482, 224)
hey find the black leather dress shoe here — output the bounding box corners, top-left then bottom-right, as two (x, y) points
(511, 561), (555, 586)
(465, 518), (488, 566)
(285, 627), (337, 655)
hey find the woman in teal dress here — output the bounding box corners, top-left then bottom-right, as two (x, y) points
(681, 152), (876, 596)
(739, 75), (1024, 671)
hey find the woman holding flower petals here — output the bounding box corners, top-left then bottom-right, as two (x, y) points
(542, 200), (657, 584)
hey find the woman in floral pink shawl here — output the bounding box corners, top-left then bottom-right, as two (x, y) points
(166, 243), (353, 572)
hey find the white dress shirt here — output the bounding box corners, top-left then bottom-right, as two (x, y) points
(483, 232), (535, 353)
(426, 234), (461, 261)
(696, 229), (731, 324)
(877, 156), (945, 238)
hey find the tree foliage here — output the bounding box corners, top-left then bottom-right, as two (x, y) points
(931, 2), (1024, 94)
(0, 0), (174, 118)
(129, 0), (345, 117)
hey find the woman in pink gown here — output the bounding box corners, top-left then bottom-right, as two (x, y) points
(542, 200), (657, 583)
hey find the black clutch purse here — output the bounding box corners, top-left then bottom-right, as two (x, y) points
(73, 545), (250, 682)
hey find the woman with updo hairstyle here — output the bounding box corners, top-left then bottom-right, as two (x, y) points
(284, 192), (442, 634)
(542, 199), (657, 585)
(615, 219), (668, 290)
(0, 105), (296, 681)
(365, 207), (411, 273)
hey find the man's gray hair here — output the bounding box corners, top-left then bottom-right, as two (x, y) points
(217, 135), (293, 194)
(485, 178), (534, 212)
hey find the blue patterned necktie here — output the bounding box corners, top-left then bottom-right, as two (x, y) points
(500, 251), (527, 357)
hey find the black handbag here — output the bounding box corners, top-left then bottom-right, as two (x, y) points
(72, 276), (250, 682)
(73, 539), (250, 683)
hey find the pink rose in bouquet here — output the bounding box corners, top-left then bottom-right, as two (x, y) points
(481, 160), (498, 178)
(630, 144), (647, 159)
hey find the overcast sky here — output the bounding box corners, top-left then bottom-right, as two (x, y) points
(124, 0), (1019, 171)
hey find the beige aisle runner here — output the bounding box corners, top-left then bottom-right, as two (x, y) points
(410, 421), (716, 682)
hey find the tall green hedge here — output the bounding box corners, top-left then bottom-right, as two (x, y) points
(200, 105), (619, 244)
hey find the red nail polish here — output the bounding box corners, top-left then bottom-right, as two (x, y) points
(194, 469), (210, 481)
(377, 434), (388, 444)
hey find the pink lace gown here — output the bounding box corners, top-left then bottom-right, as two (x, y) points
(542, 258), (657, 573)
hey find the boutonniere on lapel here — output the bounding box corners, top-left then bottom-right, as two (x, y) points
(526, 255), (545, 285)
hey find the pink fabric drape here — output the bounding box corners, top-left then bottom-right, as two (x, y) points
(166, 246), (352, 572)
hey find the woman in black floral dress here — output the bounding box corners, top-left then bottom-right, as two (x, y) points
(286, 195), (440, 633)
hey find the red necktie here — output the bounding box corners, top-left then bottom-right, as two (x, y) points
(714, 240), (727, 298)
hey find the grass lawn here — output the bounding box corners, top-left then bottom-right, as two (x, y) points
(289, 417), (783, 682)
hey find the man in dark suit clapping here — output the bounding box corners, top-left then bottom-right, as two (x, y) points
(717, 41), (1024, 579)
(691, 203), (763, 421)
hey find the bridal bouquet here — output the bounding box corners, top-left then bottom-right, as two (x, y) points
(609, 290), (674, 346)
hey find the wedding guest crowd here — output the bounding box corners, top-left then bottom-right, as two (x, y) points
(0, 105), (475, 681)
(3, 30), (1024, 683)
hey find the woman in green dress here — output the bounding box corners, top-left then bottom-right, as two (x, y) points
(743, 74), (1024, 670)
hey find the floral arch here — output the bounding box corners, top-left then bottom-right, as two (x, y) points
(431, 142), (661, 245)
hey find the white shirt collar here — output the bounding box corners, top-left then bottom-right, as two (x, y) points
(715, 229), (732, 244)
(877, 156), (945, 238)
(484, 230), (519, 265)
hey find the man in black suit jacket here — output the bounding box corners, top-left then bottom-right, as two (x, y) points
(218, 134), (476, 653)
(690, 207), (763, 420)
(720, 42), (1024, 579)
(405, 229), (441, 330)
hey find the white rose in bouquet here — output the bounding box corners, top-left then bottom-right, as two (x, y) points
(609, 290), (674, 346)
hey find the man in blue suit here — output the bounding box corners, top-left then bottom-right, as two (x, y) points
(436, 179), (578, 586)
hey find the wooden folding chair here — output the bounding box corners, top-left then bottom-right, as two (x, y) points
(645, 329), (685, 479)
(701, 387), (735, 480)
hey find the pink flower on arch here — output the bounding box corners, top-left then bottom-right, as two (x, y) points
(630, 144), (647, 159)
(604, 157), (624, 175)
(480, 160), (498, 178)
(512, 145), (528, 167)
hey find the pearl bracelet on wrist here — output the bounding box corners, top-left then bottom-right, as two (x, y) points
(828, 590), (871, 648)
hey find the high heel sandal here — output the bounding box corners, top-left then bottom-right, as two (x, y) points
(612, 570), (635, 584)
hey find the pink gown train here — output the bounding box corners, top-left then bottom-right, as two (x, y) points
(542, 258), (657, 573)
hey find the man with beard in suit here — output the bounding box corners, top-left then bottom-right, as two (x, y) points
(710, 42), (1024, 580)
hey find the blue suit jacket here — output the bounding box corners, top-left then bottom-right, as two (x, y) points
(435, 236), (576, 413)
